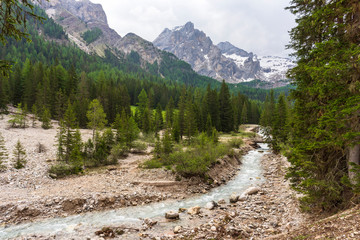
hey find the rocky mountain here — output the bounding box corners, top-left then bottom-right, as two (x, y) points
(154, 22), (295, 86)
(38, 0), (163, 65)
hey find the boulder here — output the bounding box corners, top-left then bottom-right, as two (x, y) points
(187, 206), (201, 215)
(229, 194), (239, 203)
(243, 187), (260, 196)
(165, 211), (179, 220)
(205, 201), (218, 210)
(174, 226), (182, 234)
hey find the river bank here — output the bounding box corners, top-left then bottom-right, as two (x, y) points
(0, 114), (255, 226)
(1, 141), (308, 240)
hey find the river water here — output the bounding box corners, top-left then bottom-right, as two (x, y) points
(0, 143), (268, 239)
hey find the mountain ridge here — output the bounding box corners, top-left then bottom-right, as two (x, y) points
(154, 21), (295, 86)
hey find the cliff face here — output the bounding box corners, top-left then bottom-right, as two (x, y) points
(154, 22), (258, 83)
(38, 0), (162, 64)
(154, 22), (295, 85)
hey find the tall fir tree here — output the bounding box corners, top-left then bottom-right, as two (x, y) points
(219, 80), (233, 132)
(0, 133), (8, 171)
(13, 140), (26, 169)
(286, 0), (360, 210)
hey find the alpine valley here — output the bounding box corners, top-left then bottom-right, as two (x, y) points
(37, 0), (294, 88)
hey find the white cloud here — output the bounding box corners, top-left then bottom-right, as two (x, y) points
(91, 0), (295, 57)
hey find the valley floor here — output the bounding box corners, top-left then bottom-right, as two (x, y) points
(0, 113), (246, 226)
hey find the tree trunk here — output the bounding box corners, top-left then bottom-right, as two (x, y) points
(349, 144), (360, 183)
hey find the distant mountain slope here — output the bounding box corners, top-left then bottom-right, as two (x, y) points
(154, 22), (296, 87)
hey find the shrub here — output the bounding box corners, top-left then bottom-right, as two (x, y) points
(107, 143), (128, 164)
(228, 138), (244, 148)
(131, 141), (147, 153)
(49, 164), (82, 178)
(142, 159), (163, 169)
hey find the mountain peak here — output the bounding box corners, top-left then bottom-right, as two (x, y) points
(184, 21), (194, 31)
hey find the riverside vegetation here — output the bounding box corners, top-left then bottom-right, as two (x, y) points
(0, 0), (360, 238)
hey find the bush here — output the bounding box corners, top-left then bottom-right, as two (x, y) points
(142, 159), (163, 169)
(228, 138), (244, 148)
(107, 143), (128, 164)
(49, 164), (82, 178)
(131, 141), (147, 153)
(170, 143), (230, 177)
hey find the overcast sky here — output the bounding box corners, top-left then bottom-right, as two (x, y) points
(91, 0), (296, 57)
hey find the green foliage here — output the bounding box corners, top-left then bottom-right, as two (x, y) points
(81, 27), (103, 45)
(145, 132), (231, 178)
(227, 138), (244, 149)
(8, 103), (26, 128)
(87, 99), (107, 143)
(48, 163), (82, 179)
(131, 141), (147, 153)
(285, 0), (360, 210)
(142, 158), (163, 169)
(0, 133), (8, 171)
(41, 107), (52, 129)
(13, 140), (26, 169)
(0, 0), (45, 76)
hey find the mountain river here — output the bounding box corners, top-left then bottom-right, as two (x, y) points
(0, 143), (268, 239)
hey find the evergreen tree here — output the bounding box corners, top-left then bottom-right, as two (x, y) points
(87, 99), (107, 144)
(271, 94), (288, 152)
(240, 102), (248, 125)
(184, 97), (197, 142)
(31, 104), (38, 127)
(205, 114), (213, 137)
(162, 129), (173, 155)
(219, 80), (233, 132)
(165, 97), (174, 128)
(153, 103), (163, 135)
(13, 140), (26, 169)
(286, 0), (360, 210)
(0, 133), (8, 171)
(41, 107), (52, 129)
(60, 101), (78, 162)
(137, 89), (151, 133)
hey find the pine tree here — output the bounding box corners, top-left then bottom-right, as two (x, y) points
(87, 99), (107, 144)
(137, 89), (151, 133)
(165, 97), (174, 128)
(13, 140), (26, 169)
(61, 101), (78, 162)
(0, 133), (8, 171)
(184, 97), (197, 143)
(240, 102), (248, 125)
(41, 107), (52, 129)
(205, 114), (213, 137)
(162, 129), (173, 155)
(286, 0), (360, 210)
(31, 104), (38, 127)
(218, 80), (233, 132)
(153, 103), (163, 135)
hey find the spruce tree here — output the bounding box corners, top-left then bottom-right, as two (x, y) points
(286, 0), (360, 209)
(0, 133), (8, 171)
(165, 97), (174, 128)
(240, 102), (248, 125)
(41, 107), (52, 129)
(13, 140), (26, 169)
(218, 80), (233, 132)
(87, 99), (107, 144)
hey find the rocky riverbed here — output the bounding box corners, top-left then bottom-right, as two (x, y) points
(2, 146), (308, 240)
(0, 113), (252, 226)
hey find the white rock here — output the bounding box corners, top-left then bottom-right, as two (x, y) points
(174, 226), (182, 234)
(188, 206), (201, 215)
(165, 211), (179, 220)
(243, 187), (260, 196)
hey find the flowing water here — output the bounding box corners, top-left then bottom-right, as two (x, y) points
(0, 143), (268, 239)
